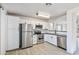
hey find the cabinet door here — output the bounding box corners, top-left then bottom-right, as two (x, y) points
(7, 30), (19, 50)
(44, 34), (57, 46)
(48, 35), (57, 46)
(33, 35), (37, 44)
(49, 23), (54, 30)
(44, 34), (49, 41)
(48, 35), (51, 43)
(50, 35), (57, 46)
(7, 16), (19, 50)
(49, 35), (52, 44)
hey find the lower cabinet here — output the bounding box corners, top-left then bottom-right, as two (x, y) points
(44, 34), (57, 46)
(33, 35), (38, 44)
(7, 30), (19, 50)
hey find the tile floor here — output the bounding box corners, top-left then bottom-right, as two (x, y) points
(6, 42), (71, 55)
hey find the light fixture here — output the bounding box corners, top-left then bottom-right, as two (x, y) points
(36, 11), (50, 19)
(45, 3), (52, 6)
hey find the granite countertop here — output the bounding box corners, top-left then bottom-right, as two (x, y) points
(33, 29), (56, 31)
(42, 33), (56, 35)
(33, 29), (67, 36)
(56, 34), (67, 37)
(42, 33), (67, 36)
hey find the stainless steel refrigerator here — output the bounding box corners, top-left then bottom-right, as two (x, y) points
(19, 23), (33, 48)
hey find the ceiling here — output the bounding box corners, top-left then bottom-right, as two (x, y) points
(1, 3), (79, 19)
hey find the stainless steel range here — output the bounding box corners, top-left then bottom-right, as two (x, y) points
(37, 34), (44, 44)
(34, 24), (44, 44)
(34, 30), (44, 44)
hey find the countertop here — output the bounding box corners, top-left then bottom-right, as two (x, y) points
(33, 29), (67, 32)
(33, 29), (67, 36)
(42, 33), (67, 36)
(42, 33), (56, 35)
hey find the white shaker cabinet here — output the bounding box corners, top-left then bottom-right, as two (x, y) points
(44, 34), (57, 46)
(44, 34), (50, 41)
(49, 23), (54, 30)
(33, 35), (38, 44)
(7, 15), (20, 50)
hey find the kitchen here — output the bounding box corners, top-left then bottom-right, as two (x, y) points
(5, 13), (67, 52)
(0, 3), (79, 55)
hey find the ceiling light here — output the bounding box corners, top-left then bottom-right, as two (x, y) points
(45, 3), (52, 6)
(36, 11), (50, 19)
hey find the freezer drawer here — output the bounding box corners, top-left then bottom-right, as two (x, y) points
(57, 35), (66, 50)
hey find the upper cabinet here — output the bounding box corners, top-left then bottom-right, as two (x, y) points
(56, 24), (62, 31)
(7, 15), (20, 30)
(53, 15), (67, 31)
(56, 24), (67, 31)
(49, 23), (54, 30)
(42, 23), (48, 29)
(62, 24), (67, 31)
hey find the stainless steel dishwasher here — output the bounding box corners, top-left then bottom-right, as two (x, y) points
(57, 35), (67, 50)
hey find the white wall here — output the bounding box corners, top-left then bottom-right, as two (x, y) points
(66, 7), (79, 54)
(67, 11), (77, 54)
(0, 8), (7, 55)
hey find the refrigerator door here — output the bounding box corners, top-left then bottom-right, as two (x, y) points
(22, 24), (33, 48)
(22, 31), (26, 48)
(25, 24), (33, 31)
(26, 32), (33, 47)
